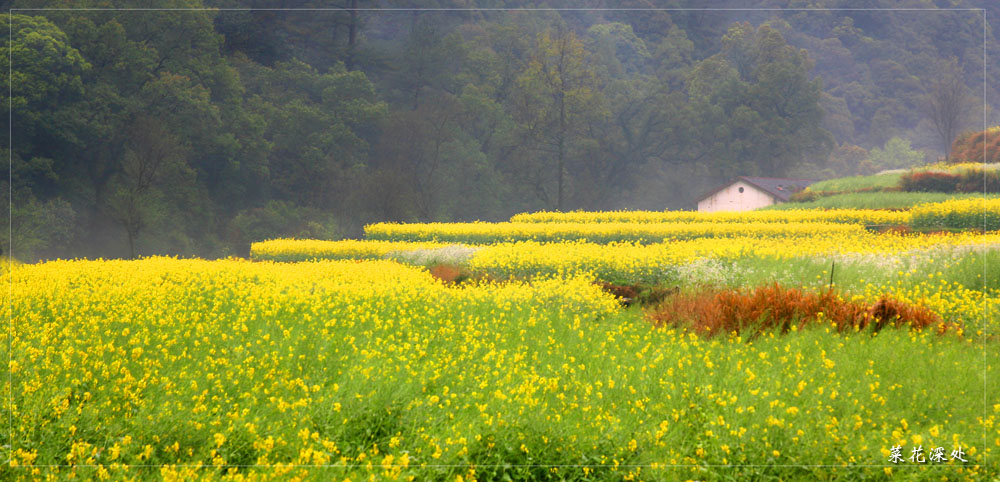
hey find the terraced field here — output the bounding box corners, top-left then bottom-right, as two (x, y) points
(7, 202), (999, 480)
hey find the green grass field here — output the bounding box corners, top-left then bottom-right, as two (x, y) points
(767, 192), (1000, 211)
(806, 173), (904, 193)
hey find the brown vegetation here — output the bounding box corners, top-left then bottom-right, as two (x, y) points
(646, 283), (952, 339)
(877, 224), (912, 234)
(428, 264), (469, 284)
(950, 128), (1000, 164)
(790, 186), (894, 203)
(899, 168), (1000, 193)
(899, 171), (961, 192)
(598, 282), (676, 307)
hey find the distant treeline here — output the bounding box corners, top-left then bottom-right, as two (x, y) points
(1, 1), (994, 260)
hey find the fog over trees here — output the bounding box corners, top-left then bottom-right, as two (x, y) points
(2, 1), (995, 260)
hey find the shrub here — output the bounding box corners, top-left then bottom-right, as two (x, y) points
(597, 282), (639, 304)
(789, 189), (820, 203)
(899, 171), (961, 192)
(869, 137), (925, 170)
(950, 127), (1000, 164)
(597, 282), (675, 307)
(646, 284), (947, 339)
(955, 168), (1000, 193)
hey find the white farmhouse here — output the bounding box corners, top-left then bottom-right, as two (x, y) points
(697, 176), (815, 212)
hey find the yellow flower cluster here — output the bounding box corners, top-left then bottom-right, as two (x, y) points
(912, 160), (1000, 173)
(364, 221), (866, 244)
(910, 197), (1000, 231)
(251, 238), (448, 262)
(510, 208), (909, 225)
(2, 256), (20, 275)
(858, 279), (997, 333)
(5, 257), (618, 478)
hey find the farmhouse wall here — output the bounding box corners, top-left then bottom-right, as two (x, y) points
(697, 180), (776, 212)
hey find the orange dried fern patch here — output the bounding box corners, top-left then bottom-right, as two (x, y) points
(646, 283), (949, 339)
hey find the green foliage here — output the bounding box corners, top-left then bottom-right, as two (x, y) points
(511, 24), (606, 211)
(684, 22), (833, 181)
(239, 58), (386, 208)
(586, 22), (650, 77)
(8, 5), (1000, 258)
(868, 137), (925, 170)
(227, 200), (344, 256)
(2, 14), (90, 196)
(0, 189), (76, 261)
(463, 427), (624, 481)
(2, 13), (89, 117)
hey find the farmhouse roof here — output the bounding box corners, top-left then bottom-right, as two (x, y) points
(699, 176), (817, 202)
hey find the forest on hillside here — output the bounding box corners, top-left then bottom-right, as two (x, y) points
(2, 0), (996, 260)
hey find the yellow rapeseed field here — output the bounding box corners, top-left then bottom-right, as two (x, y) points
(9, 207), (1000, 480)
(363, 221), (866, 244)
(468, 232), (998, 282)
(510, 208), (909, 225)
(6, 257), (997, 480)
(251, 239), (450, 262)
(910, 197), (1000, 231)
(253, 231), (998, 287)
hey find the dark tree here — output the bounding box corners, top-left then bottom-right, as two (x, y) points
(925, 59), (977, 162)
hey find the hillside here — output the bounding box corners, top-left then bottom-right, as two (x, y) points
(5, 4), (999, 260)
(766, 163), (1000, 211)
